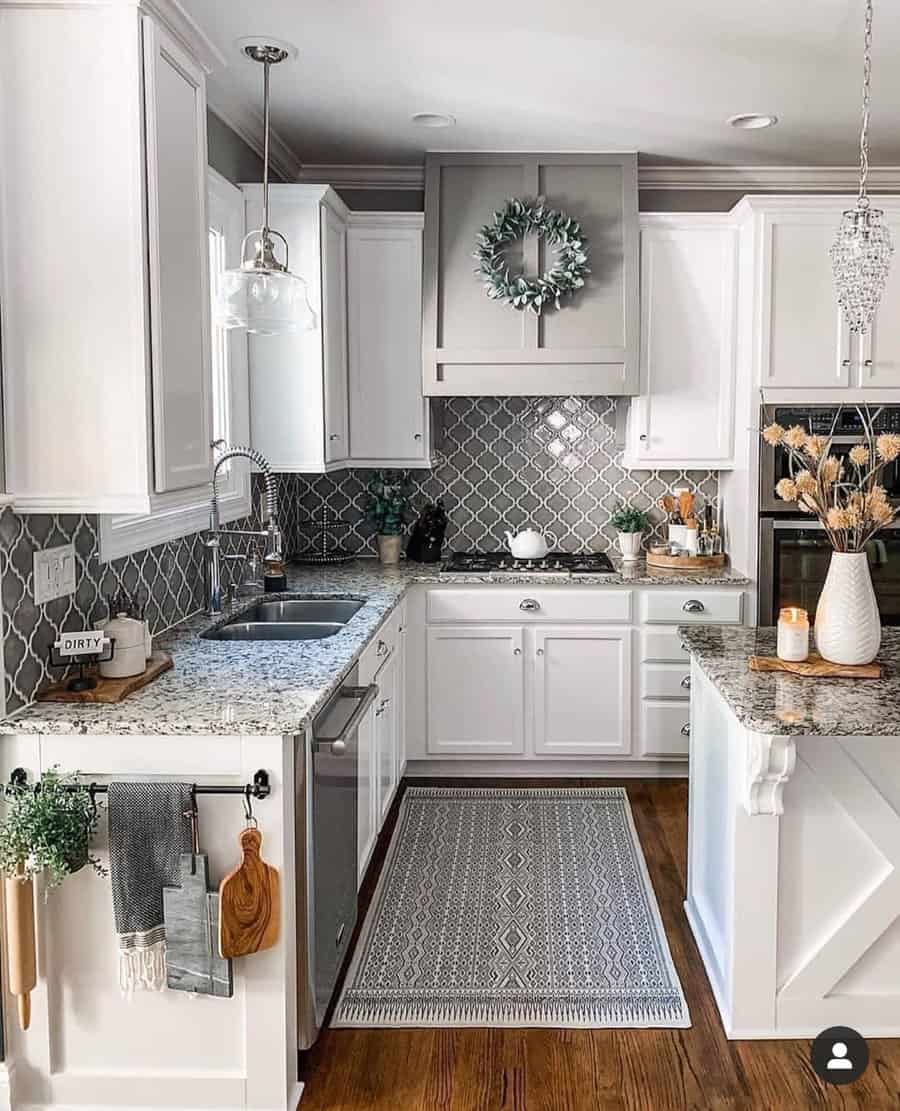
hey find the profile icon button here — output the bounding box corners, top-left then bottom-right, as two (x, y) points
(811, 1026), (869, 1085)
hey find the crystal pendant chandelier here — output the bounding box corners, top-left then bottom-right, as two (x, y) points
(217, 44), (317, 335)
(830, 0), (893, 335)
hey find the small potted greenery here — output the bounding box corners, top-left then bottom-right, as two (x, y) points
(611, 503), (650, 562)
(366, 470), (413, 565)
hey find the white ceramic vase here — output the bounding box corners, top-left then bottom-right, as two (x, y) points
(617, 531), (643, 563)
(814, 550), (881, 665)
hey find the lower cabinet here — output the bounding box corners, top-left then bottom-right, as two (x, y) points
(533, 627), (631, 756)
(375, 651), (399, 825)
(357, 694), (378, 885)
(426, 626), (526, 755)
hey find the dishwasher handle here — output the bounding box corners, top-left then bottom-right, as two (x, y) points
(313, 684), (379, 753)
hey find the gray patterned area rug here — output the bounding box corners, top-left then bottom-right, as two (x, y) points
(333, 787), (690, 1029)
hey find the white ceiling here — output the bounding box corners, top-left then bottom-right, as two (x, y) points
(182, 0), (900, 170)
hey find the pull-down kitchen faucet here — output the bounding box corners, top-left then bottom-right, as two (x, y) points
(204, 440), (285, 615)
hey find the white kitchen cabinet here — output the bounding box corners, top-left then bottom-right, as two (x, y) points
(244, 184), (350, 472)
(533, 626), (631, 756)
(624, 216), (738, 469)
(739, 197), (900, 395)
(0, 2), (216, 512)
(356, 694), (377, 885)
(427, 626), (526, 755)
(347, 214), (430, 466)
(375, 651), (399, 825)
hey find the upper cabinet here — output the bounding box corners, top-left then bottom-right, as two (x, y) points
(0, 1), (216, 513)
(244, 185), (350, 472)
(423, 153), (639, 397)
(739, 196), (900, 395)
(624, 215), (738, 470)
(347, 214), (430, 467)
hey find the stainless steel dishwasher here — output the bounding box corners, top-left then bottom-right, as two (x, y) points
(297, 666), (378, 1049)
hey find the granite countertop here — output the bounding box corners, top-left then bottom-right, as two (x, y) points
(0, 558), (748, 738)
(679, 625), (900, 737)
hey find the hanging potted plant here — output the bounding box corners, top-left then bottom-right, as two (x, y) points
(762, 409), (897, 664)
(0, 768), (105, 1029)
(610, 503), (650, 563)
(366, 470), (413, 565)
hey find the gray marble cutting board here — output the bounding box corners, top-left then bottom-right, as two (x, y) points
(163, 853), (233, 997)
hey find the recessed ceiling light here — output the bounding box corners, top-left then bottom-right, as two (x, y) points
(411, 112), (456, 128)
(727, 113), (779, 130)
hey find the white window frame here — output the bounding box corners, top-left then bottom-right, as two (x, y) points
(99, 168), (251, 561)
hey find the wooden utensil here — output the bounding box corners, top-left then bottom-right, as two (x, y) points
(749, 653), (881, 679)
(219, 827), (280, 959)
(678, 490), (695, 524)
(5, 866), (36, 1029)
(659, 494), (676, 519)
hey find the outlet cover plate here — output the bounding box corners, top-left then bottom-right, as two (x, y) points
(34, 543), (76, 605)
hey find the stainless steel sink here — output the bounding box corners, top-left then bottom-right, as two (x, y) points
(202, 596), (365, 642)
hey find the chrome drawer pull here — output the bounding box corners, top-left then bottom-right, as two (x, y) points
(680, 723), (691, 737)
(520, 598), (541, 612)
(680, 675), (691, 689)
(682, 599), (705, 613)
(513, 647), (522, 655)
(376, 639), (389, 656)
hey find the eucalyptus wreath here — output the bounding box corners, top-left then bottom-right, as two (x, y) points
(474, 196), (590, 314)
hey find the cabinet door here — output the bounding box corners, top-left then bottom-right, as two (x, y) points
(427, 626), (526, 754)
(533, 626), (632, 756)
(761, 215), (852, 389)
(142, 17), (213, 492)
(347, 220), (428, 464)
(860, 214), (900, 387)
(357, 696), (377, 886)
(630, 221), (737, 466)
(375, 653), (399, 825)
(321, 203), (349, 464)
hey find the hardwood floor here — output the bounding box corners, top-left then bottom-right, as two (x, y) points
(299, 778), (900, 1110)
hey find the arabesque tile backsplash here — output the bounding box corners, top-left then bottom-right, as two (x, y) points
(0, 396), (717, 715)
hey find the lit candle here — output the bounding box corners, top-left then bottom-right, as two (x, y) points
(777, 607), (810, 662)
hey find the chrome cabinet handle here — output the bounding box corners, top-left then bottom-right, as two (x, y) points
(414, 433), (423, 441)
(536, 648), (544, 656)
(864, 359), (874, 367)
(680, 723), (691, 737)
(329, 433), (340, 441)
(682, 599), (705, 613)
(842, 359), (851, 367)
(680, 675), (691, 689)
(520, 598), (541, 612)
(376, 639), (389, 656)
(639, 434), (648, 441)
(513, 647), (522, 655)
(331, 739), (347, 755)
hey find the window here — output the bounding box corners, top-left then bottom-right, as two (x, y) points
(99, 168), (251, 560)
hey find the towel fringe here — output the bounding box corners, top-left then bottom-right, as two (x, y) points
(119, 940), (167, 993)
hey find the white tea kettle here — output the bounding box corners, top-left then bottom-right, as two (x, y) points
(504, 528), (557, 560)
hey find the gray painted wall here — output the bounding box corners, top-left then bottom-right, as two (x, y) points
(207, 110), (269, 184)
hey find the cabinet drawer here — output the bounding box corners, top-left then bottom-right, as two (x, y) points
(640, 627), (690, 663)
(641, 663), (693, 700)
(359, 605), (403, 683)
(426, 588), (632, 624)
(640, 702), (692, 758)
(642, 589), (742, 625)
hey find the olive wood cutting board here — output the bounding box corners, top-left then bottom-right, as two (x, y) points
(218, 827), (280, 959)
(749, 653), (881, 679)
(37, 652), (172, 703)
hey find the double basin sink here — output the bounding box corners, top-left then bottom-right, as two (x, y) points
(203, 598), (365, 642)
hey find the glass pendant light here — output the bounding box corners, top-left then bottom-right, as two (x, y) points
(830, 0), (893, 335)
(218, 44), (317, 335)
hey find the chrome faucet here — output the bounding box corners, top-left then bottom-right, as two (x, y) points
(205, 441), (284, 615)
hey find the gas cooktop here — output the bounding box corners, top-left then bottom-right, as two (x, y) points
(441, 551), (616, 575)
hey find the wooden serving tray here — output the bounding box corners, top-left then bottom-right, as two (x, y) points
(38, 651), (173, 703)
(749, 652), (881, 680)
(645, 552), (726, 571)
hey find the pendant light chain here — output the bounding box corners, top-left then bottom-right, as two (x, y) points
(857, 0), (873, 207)
(262, 57), (271, 234)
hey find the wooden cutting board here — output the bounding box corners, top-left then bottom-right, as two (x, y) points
(38, 652), (172, 703)
(219, 828), (280, 959)
(645, 553), (726, 571)
(749, 653), (881, 679)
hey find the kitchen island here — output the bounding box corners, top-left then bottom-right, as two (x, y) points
(680, 625), (900, 1040)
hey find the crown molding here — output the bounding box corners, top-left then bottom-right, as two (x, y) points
(293, 161), (900, 194)
(206, 77), (303, 183)
(638, 164), (900, 192)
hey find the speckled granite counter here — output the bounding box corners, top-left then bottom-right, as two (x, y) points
(679, 625), (900, 737)
(0, 558), (747, 737)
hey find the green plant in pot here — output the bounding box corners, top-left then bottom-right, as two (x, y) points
(366, 470), (413, 565)
(610, 503), (650, 563)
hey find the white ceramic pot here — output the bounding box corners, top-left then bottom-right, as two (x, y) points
(96, 614), (146, 679)
(617, 531), (643, 562)
(377, 535), (403, 565)
(814, 551), (881, 665)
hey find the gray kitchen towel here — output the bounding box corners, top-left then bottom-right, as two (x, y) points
(108, 782), (194, 992)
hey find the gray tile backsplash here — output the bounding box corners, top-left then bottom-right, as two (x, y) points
(0, 396), (717, 715)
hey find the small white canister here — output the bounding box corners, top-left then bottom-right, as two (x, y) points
(777, 607), (810, 663)
(97, 614), (147, 679)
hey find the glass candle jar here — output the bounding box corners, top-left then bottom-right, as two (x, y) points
(777, 607), (810, 662)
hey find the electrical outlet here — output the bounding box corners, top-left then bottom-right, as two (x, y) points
(34, 543), (76, 605)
